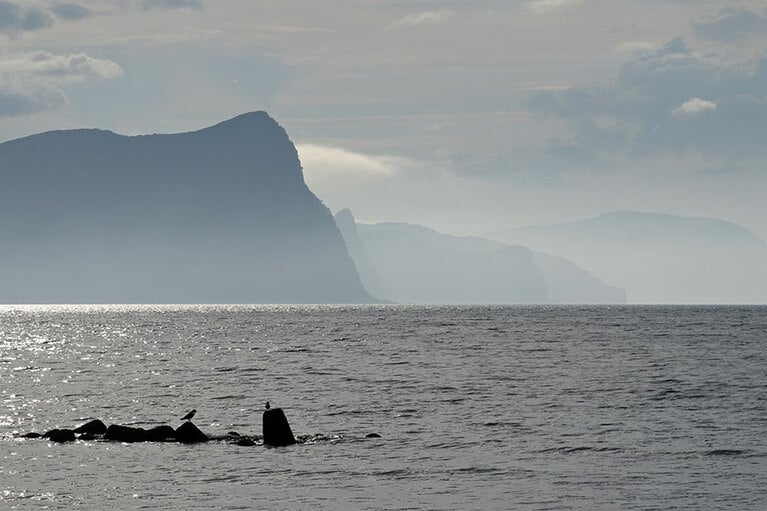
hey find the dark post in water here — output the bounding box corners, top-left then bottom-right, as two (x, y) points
(263, 407), (296, 446)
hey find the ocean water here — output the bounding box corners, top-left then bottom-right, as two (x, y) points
(1, 305), (766, 510)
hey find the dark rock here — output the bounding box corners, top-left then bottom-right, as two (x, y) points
(227, 431), (241, 437)
(78, 433), (97, 441)
(21, 432), (42, 439)
(146, 425), (177, 442)
(174, 421), (208, 443)
(44, 429), (76, 443)
(234, 437), (256, 447)
(263, 408), (296, 447)
(105, 424), (148, 443)
(365, 433), (382, 438)
(74, 419), (107, 435)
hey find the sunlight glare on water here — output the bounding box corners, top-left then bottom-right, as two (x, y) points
(1, 305), (766, 510)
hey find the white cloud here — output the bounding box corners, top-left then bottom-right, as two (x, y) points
(613, 40), (659, 55)
(533, 37), (767, 157)
(297, 143), (412, 179)
(527, 0), (582, 15)
(392, 9), (453, 27)
(672, 97), (718, 117)
(0, 51), (123, 82)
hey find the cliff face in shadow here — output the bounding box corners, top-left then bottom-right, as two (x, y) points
(334, 210), (625, 304)
(333, 209), (386, 301)
(0, 112), (372, 303)
(492, 211), (767, 304)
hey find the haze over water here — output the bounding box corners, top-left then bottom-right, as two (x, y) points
(2, 305), (765, 510)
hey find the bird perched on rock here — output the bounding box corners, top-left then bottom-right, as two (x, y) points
(181, 409), (196, 421)
(265, 401), (270, 410)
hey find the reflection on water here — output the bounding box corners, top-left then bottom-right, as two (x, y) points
(1, 305), (766, 510)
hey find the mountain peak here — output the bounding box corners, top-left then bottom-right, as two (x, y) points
(206, 111), (275, 130)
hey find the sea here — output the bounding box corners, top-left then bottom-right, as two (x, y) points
(1, 305), (766, 510)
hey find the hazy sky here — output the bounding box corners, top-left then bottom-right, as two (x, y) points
(1, 1), (766, 238)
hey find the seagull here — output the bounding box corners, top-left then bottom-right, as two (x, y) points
(265, 401), (270, 410)
(181, 409), (196, 421)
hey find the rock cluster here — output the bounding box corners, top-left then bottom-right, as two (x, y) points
(25, 419), (210, 444)
(19, 409), (381, 446)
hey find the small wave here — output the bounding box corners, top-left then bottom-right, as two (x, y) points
(12, 366), (48, 372)
(373, 468), (412, 477)
(326, 410), (367, 417)
(650, 388), (681, 400)
(211, 394), (250, 400)
(295, 434), (342, 444)
(704, 449), (749, 457)
(239, 367), (265, 373)
(483, 421), (523, 428)
(539, 446), (623, 454)
(453, 466), (504, 474)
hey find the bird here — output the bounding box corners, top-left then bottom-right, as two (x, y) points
(180, 409), (196, 421)
(265, 401), (270, 410)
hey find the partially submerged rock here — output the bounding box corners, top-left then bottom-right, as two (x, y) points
(105, 424), (148, 443)
(174, 421), (208, 443)
(43, 429), (76, 443)
(234, 436), (256, 447)
(263, 408), (296, 447)
(146, 425), (176, 442)
(74, 419), (107, 435)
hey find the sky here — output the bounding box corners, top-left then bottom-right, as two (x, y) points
(1, 0), (766, 239)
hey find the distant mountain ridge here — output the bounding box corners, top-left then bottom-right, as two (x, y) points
(491, 211), (767, 304)
(506, 211), (765, 246)
(334, 210), (625, 304)
(0, 112), (372, 303)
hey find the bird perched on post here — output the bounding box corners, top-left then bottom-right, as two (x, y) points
(181, 409), (196, 421)
(265, 401), (270, 410)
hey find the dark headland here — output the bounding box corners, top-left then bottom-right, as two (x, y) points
(0, 112), (373, 304)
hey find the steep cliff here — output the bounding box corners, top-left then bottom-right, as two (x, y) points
(334, 214), (624, 304)
(0, 112), (372, 303)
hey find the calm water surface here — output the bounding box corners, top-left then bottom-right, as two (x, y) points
(1, 305), (766, 510)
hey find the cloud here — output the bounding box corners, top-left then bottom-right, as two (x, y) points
(141, 0), (203, 10)
(392, 9), (453, 27)
(527, 0), (583, 15)
(0, 51), (122, 118)
(672, 97), (717, 117)
(532, 37), (767, 159)
(297, 143), (412, 179)
(691, 6), (767, 41)
(0, 51), (123, 82)
(0, 1), (54, 33)
(50, 3), (93, 21)
(0, 86), (65, 117)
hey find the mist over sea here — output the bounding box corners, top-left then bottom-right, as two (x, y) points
(2, 305), (765, 510)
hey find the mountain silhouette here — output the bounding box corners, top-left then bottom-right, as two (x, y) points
(334, 210), (625, 304)
(491, 211), (767, 304)
(0, 112), (372, 303)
